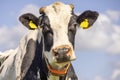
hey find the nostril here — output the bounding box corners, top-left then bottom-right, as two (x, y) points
(54, 52), (58, 56)
(52, 48), (58, 56)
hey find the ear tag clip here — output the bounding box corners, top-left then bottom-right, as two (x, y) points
(80, 19), (90, 29)
(29, 21), (37, 29)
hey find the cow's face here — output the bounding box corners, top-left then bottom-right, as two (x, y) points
(19, 2), (99, 75)
(39, 2), (77, 66)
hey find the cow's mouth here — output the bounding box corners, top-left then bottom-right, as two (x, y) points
(44, 56), (71, 76)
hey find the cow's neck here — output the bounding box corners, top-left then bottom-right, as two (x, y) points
(48, 74), (59, 80)
(48, 73), (66, 80)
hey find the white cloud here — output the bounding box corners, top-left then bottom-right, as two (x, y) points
(75, 11), (120, 54)
(115, 61), (120, 68)
(94, 76), (106, 80)
(111, 69), (120, 80)
(106, 25), (120, 54)
(109, 61), (120, 80)
(19, 4), (40, 17)
(106, 10), (120, 21)
(0, 4), (40, 52)
(0, 25), (27, 51)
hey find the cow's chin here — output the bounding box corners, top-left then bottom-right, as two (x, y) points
(46, 58), (71, 76)
(50, 61), (70, 69)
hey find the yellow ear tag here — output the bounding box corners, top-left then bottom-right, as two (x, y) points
(29, 21), (37, 29)
(80, 19), (90, 29)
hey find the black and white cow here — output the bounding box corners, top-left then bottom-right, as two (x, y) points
(0, 2), (99, 80)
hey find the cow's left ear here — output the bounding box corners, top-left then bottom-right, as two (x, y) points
(19, 13), (39, 30)
(77, 10), (99, 29)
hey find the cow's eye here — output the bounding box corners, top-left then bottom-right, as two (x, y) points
(42, 24), (53, 35)
(69, 23), (77, 31)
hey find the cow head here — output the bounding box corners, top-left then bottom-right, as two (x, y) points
(19, 2), (99, 75)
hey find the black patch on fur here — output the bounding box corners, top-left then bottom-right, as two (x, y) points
(21, 39), (36, 79)
(59, 63), (78, 80)
(68, 15), (78, 47)
(39, 15), (53, 51)
(22, 38), (48, 80)
(66, 63), (78, 80)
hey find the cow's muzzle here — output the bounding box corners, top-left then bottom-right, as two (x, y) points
(52, 45), (73, 63)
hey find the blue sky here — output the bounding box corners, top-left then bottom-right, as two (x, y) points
(0, 0), (120, 80)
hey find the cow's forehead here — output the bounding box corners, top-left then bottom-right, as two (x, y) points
(44, 2), (72, 29)
(44, 2), (72, 14)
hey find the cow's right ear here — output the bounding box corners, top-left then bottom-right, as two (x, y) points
(77, 10), (99, 29)
(19, 13), (39, 30)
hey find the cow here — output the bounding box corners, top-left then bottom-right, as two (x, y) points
(0, 2), (99, 80)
